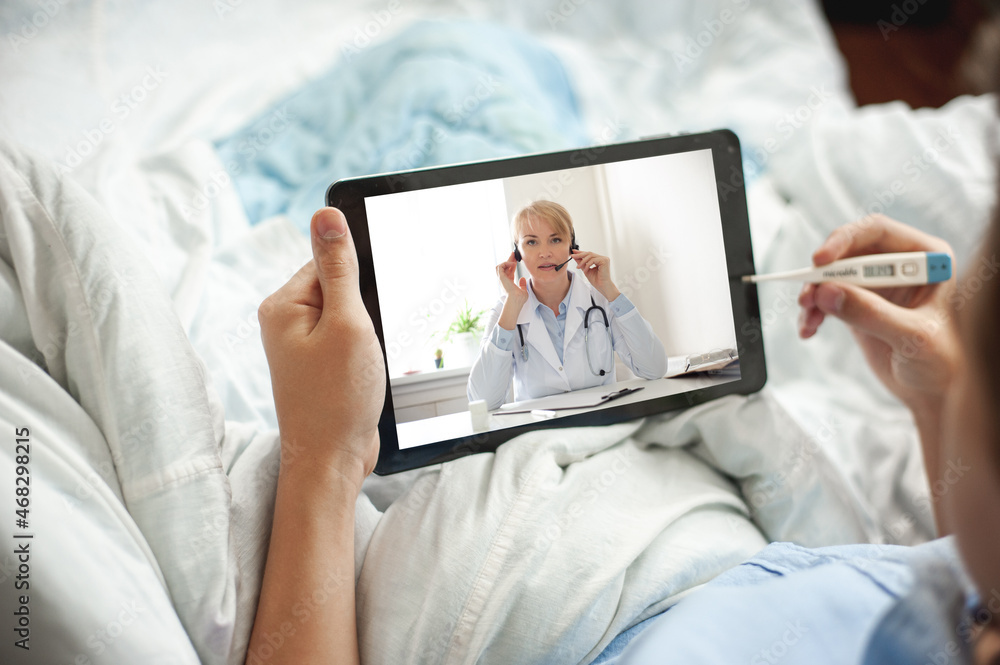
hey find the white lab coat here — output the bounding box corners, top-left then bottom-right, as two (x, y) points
(467, 274), (668, 410)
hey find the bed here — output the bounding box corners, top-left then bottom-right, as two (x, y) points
(0, 0), (996, 663)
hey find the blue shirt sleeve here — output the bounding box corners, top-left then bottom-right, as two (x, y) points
(609, 293), (635, 318)
(491, 324), (516, 351)
(605, 538), (972, 665)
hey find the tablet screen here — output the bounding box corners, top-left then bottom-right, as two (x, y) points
(329, 131), (764, 474)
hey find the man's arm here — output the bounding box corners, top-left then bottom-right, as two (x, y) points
(249, 207), (386, 663)
(247, 456), (364, 665)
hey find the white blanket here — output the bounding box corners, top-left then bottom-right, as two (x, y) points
(0, 137), (936, 664)
(1, 0), (997, 663)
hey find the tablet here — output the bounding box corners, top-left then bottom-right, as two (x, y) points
(327, 129), (765, 475)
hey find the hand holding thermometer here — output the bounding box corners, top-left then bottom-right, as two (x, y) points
(742, 252), (953, 288)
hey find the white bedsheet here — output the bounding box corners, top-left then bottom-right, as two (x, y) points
(0, 0), (997, 663)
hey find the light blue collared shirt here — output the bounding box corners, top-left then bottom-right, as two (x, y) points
(490, 274), (635, 363)
(593, 537), (978, 665)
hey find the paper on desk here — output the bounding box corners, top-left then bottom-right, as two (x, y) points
(497, 391), (614, 412)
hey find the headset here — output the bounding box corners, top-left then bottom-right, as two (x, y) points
(512, 231), (612, 376)
(513, 230), (579, 268)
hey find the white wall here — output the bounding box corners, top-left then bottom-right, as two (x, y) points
(601, 149), (736, 356)
(365, 179), (510, 377)
(502, 167), (605, 262)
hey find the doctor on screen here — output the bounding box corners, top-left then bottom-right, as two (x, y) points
(467, 200), (668, 410)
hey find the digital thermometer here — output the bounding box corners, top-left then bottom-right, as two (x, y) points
(742, 252), (952, 288)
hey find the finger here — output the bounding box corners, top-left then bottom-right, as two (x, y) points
(310, 207), (364, 328)
(813, 215), (950, 266)
(797, 284), (822, 337)
(798, 305), (825, 339)
(258, 255), (324, 332)
(798, 283), (816, 309)
(812, 281), (923, 345)
(267, 260), (322, 312)
(518, 277), (527, 291)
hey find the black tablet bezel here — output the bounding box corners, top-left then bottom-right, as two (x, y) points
(327, 129), (765, 475)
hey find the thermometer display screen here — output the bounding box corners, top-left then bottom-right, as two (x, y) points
(863, 264), (895, 278)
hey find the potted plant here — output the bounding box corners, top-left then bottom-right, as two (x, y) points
(437, 300), (487, 368)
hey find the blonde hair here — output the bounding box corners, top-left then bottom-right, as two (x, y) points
(511, 200), (575, 246)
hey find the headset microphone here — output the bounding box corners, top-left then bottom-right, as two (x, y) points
(553, 257), (574, 271)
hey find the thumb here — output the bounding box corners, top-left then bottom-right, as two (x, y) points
(518, 277), (527, 291)
(310, 207), (361, 313)
(814, 282), (920, 345)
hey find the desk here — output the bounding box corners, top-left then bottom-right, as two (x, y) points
(395, 372), (738, 450)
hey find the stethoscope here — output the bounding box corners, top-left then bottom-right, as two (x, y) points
(515, 295), (612, 377)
